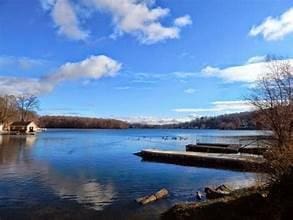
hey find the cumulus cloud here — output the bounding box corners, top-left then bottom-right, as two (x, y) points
(249, 8), (293, 41)
(41, 0), (191, 44)
(41, 0), (89, 40)
(201, 57), (293, 83)
(86, 0), (192, 44)
(47, 55), (121, 82)
(173, 100), (254, 115)
(174, 15), (192, 27)
(0, 55), (121, 95)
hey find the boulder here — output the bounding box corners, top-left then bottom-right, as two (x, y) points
(205, 186), (230, 199)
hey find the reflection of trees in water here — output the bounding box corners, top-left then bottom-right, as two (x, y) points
(0, 135), (116, 211)
(0, 135), (36, 164)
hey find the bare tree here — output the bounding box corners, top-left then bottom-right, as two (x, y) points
(16, 94), (39, 122)
(0, 95), (17, 124)
(250, 60), (293, 181)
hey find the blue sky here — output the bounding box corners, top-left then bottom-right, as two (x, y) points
(1, 0), (293, 124)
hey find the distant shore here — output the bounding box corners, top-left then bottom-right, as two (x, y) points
(38, 110), (260, 130)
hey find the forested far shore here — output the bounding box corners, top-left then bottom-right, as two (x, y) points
(38, 111), (260, 130)
(0, 94), (261, 130)
(39, 116), (129, 129)
(130, 111), (260, 130)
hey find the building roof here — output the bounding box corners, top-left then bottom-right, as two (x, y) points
(10, 121), (34, 126)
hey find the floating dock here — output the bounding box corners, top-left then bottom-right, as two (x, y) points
(135, 149), (266, 172)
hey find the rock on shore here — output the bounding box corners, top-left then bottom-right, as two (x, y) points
(161, 187), (277, 220)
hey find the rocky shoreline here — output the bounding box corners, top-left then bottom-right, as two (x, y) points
(162, 186), (274, 220)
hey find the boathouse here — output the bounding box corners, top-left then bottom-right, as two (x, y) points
(9, 121), (38, 133)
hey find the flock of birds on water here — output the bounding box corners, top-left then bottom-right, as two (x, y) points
(133, 136), (189, 141)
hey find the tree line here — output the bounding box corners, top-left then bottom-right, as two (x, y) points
(39, 116), (129, 129)
(130, 111), (258, 129)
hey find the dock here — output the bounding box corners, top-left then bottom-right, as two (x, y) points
(186, 143), (268, 155)
(186, 143), (239, 154)
(135, 149), (266, 172)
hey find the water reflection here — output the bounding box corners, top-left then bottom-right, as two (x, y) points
(44, 170), (116, 211)
(0, 130), (261, 219)
(0, 134), (116, 211)
(0, 135), (36, 164)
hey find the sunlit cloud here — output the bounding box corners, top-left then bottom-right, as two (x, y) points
(174, 15), (192, 27)
(0, 55), (121, 95)
(201, 57), (293, 83)
(249, 8), (293, 41)
(40, 0), (191, 44)
(41, 0), (89, 40)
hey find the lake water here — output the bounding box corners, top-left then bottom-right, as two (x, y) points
(0, 129), (266, 219)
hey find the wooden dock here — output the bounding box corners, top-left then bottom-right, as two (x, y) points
(135, 149), (266, 172)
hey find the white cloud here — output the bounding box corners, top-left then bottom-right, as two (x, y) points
(41, 0), (191, 44)
(0, 55), (121, 95)
(174, 15), (192, 27)
(47, 55), (121, 83)
(118, 115), (193, 125)
(0, 56), (45, 70)
(42, 0), (89, 40)
(0, 76), (52, 95)
(246, 55), (267, 64)
(173, 100), (254, 115)
(85, 0), (191, 44)
(184, 88), (196, 94)
(201, 57), (293, 83)
(249, 8), (293, 41)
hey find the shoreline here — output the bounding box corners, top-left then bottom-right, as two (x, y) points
(162, 185), (272, 220)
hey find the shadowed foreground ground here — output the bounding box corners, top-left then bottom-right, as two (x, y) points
(162, 170), (293, 220)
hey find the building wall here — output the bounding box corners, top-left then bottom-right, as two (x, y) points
(26, 122), (38, 133)
(10, 126), (27, 133)
(10, 122), (38, 133)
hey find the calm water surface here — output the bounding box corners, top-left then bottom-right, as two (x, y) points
(0, 129), (266, 219)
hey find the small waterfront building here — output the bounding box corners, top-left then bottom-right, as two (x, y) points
(9, 121), (39, 133)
